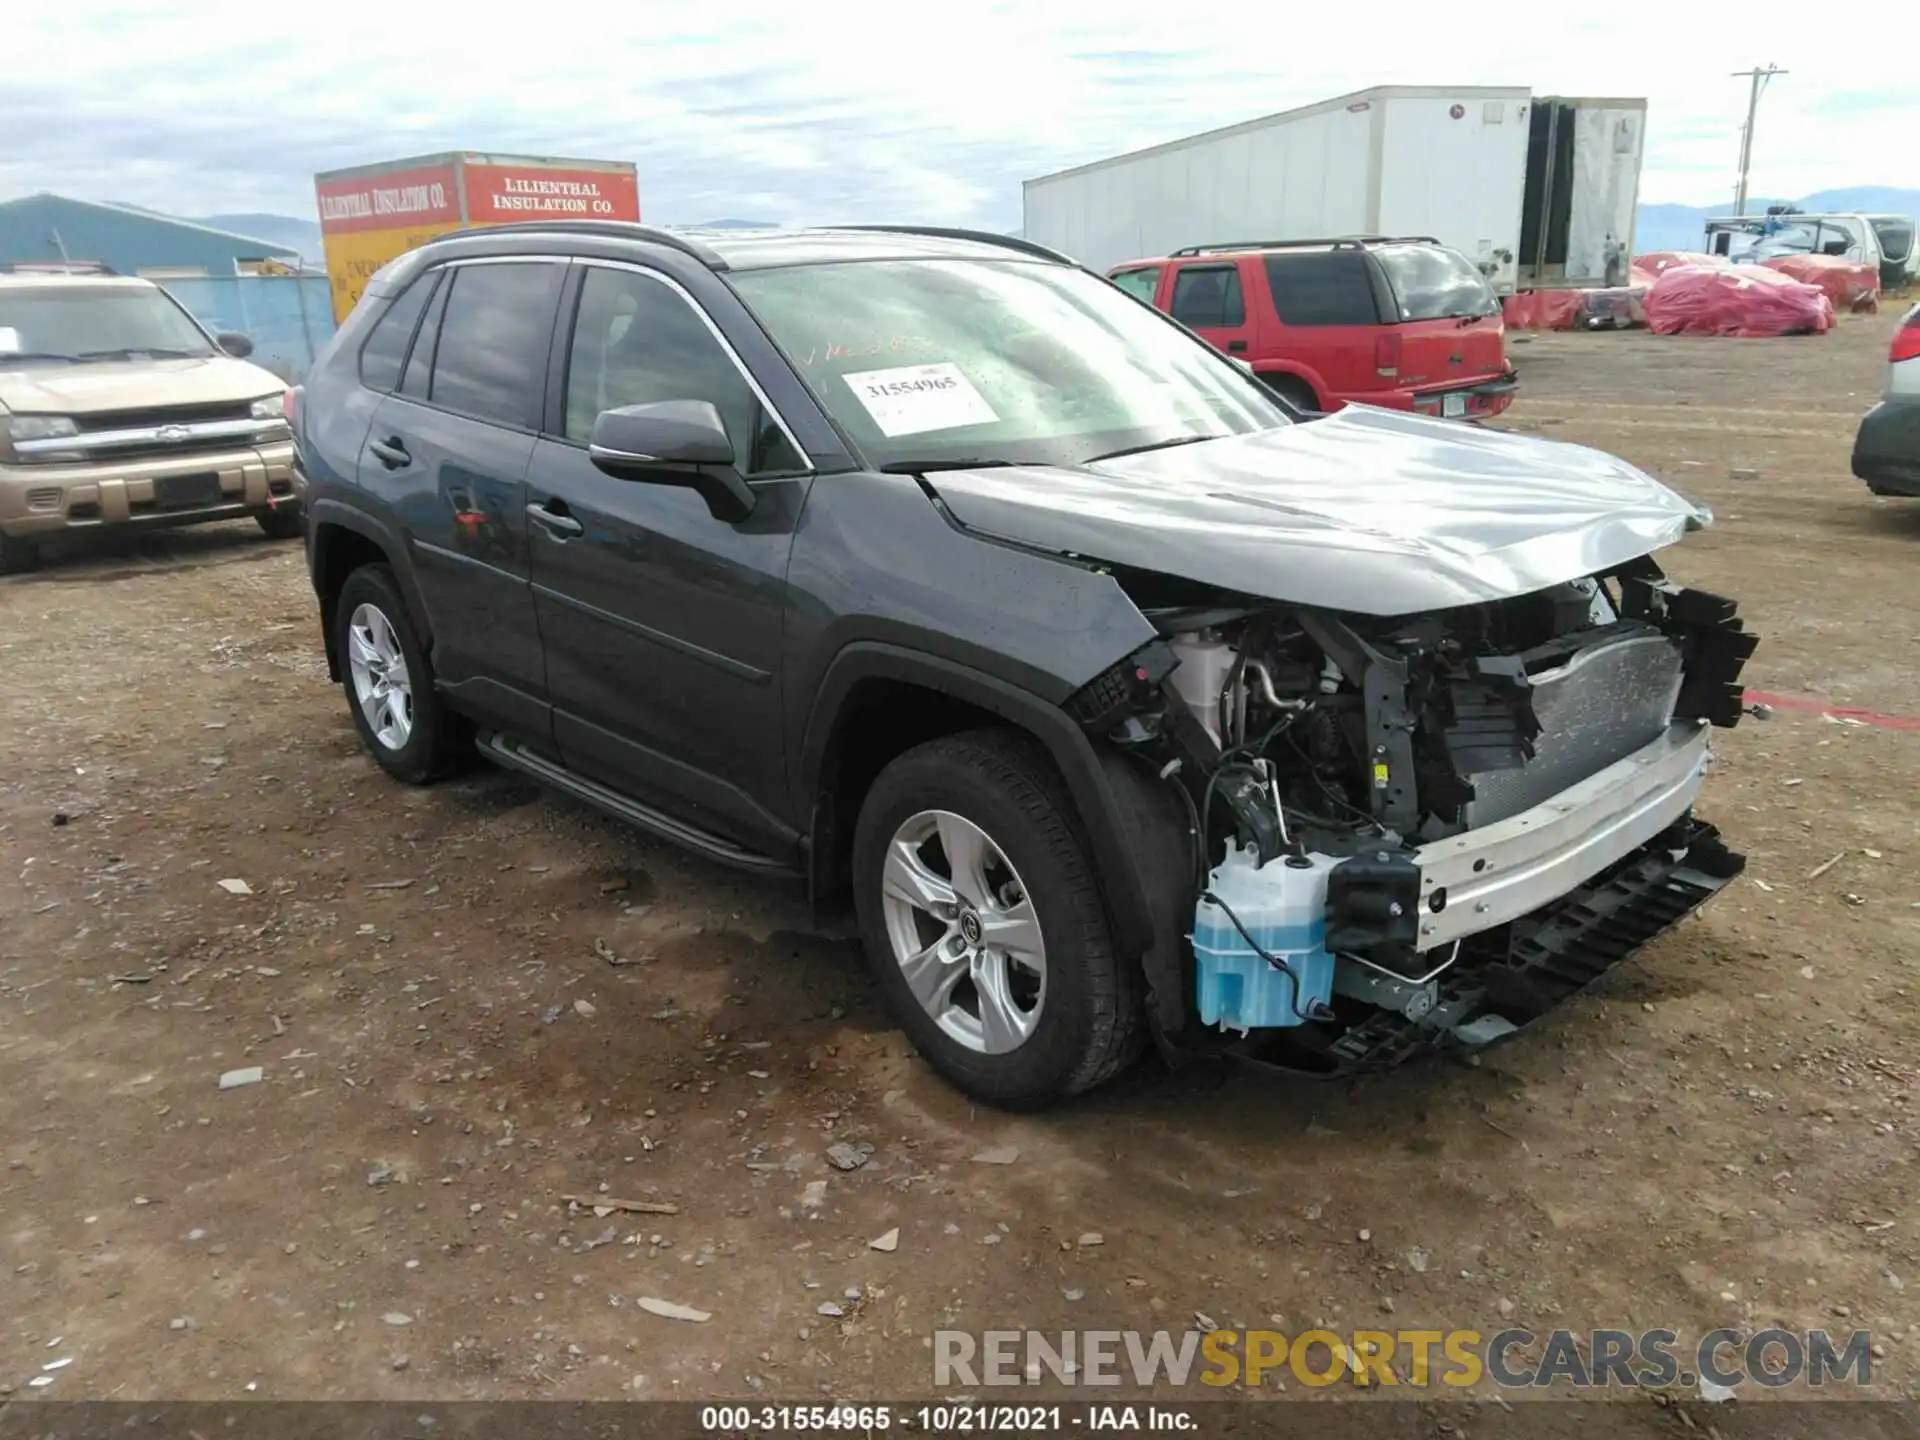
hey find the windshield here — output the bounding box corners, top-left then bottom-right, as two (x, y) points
(0, 286), (215, 363)
(729, 259), (1291, 469)
(1371, 245), (1500, 321)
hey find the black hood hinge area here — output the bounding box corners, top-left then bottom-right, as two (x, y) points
(1614, 560), (1759, 727)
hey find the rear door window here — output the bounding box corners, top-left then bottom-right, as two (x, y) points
(1262, 252), (1380, 326)
(1110, 267), (1161, 304)
(425, 262), (565, 428)
(1169, 265), (1245, 328)
(1370, 245), (1500, 321)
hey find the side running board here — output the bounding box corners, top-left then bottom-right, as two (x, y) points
(477, 731), (795, 876)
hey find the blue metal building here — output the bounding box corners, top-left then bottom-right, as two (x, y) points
(0, 193), (302, 275)
(0, 193), (336, 379)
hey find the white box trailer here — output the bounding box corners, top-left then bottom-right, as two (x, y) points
(1023, 86), (1645, 294)
(1517, 97), (1646, 289)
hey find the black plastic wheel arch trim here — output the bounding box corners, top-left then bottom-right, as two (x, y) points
(798, 642), (1159, 957)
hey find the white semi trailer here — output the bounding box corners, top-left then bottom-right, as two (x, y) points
(1023, 85), (1646, 295)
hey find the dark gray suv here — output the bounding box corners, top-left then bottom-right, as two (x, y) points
(293, 221), (1755, 1108)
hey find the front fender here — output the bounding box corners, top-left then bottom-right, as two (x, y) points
(799, 642), (1158, 958)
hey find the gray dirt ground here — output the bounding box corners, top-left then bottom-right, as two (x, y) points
(1, 309), (1915, 1423)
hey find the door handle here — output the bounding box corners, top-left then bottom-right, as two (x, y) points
(1227, 340), (1248, 354)
(526, 501), (583, 539)
(368, 437), (410, 469)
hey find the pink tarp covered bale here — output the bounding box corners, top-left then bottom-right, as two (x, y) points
(1760, 253), (1880, 314)
(1502, 289), (1586, 331)
(1643, 263), (1835, 338)
(1633, 252), (1730, 285)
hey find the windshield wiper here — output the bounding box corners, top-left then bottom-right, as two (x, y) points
(877, 458), (1020, 474)
(1085, 433), (1225, 463)
(0, 351), (78, 365)
(73, 347), (207, 360)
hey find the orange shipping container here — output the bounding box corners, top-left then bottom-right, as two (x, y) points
(314, 151), (641, 322)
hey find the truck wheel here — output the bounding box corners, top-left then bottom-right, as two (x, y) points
(256, 505), (304, 540)
(334, 564), (468, 784)
(0, 531), (42, 575)
(851, 729), (1144, 1109)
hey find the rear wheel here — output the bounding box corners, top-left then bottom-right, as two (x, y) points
(0, 531), (41, 575)
(334, 564), (468, 784)
(1263, 374), (1320, 413)
(851, 729), (1144, 1108)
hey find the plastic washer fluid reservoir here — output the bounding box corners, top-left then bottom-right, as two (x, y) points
(1167, 632), (1237, 745)
(1192, 842), (1339, 1032)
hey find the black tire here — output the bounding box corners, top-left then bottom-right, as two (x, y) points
(1263, 374), (1319, 414)
(0, 531), (42, 575)
(333, 564), (469, 784)
(851, 729), (1145, 1109)
(256, 505), (304, 540)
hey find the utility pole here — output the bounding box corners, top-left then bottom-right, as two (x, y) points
(1731, 64), (1786, 216)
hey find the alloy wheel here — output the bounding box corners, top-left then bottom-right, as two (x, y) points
(346, 602), (414, 751)
(878, 809), (1047, 1054)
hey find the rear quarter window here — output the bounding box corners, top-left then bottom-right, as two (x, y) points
(1262, 252), (1381, 326)
(356, 272), (437, 393)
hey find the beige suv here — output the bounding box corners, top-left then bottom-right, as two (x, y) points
(0, 265), (302, 573)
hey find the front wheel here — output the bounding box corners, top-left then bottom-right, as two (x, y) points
(0, 530), (41, 575)
(851, 730), (1144, 1108)
(333, 564), (468, 784)
(256, 505), (304, 540)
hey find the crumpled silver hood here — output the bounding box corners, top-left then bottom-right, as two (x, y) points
(924, 406), (1710, 616)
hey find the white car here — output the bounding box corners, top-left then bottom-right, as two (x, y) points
(1853, 301), (1920, 496)
(1703, 213), (1885, 273)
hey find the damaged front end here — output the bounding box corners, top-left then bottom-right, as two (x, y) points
(1068, 555), (1758, 1075)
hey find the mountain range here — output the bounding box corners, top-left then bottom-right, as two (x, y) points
(181, 189), (1920, 265)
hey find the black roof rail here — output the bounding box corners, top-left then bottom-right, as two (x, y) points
(838, 225), (1076, 265)
(0, 259), (118, 275)
(1168, 235), (1440, 256)
(430, 220), (730, 270)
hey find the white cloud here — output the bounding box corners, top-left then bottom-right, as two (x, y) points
(3, 0), (1914, 227)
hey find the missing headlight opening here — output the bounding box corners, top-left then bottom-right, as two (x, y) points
(1070, 560), (1758, 1076)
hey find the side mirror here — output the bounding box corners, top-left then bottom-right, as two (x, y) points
(589, 401), (755, 522)
(1822, 240), (1849, 257)
(216, 332), (255, 359)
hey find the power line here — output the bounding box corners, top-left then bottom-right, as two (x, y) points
(1730, 65), (1787, 217)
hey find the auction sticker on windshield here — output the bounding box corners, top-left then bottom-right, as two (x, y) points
(843, 363), (998, 437)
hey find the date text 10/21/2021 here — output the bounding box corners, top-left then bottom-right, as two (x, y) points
(699, 1405), (1195, 1432)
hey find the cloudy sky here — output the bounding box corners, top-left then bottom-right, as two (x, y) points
(5, 1), (1914, 229)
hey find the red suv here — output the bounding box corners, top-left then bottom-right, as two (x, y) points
(1109, 237), (1516, 420)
